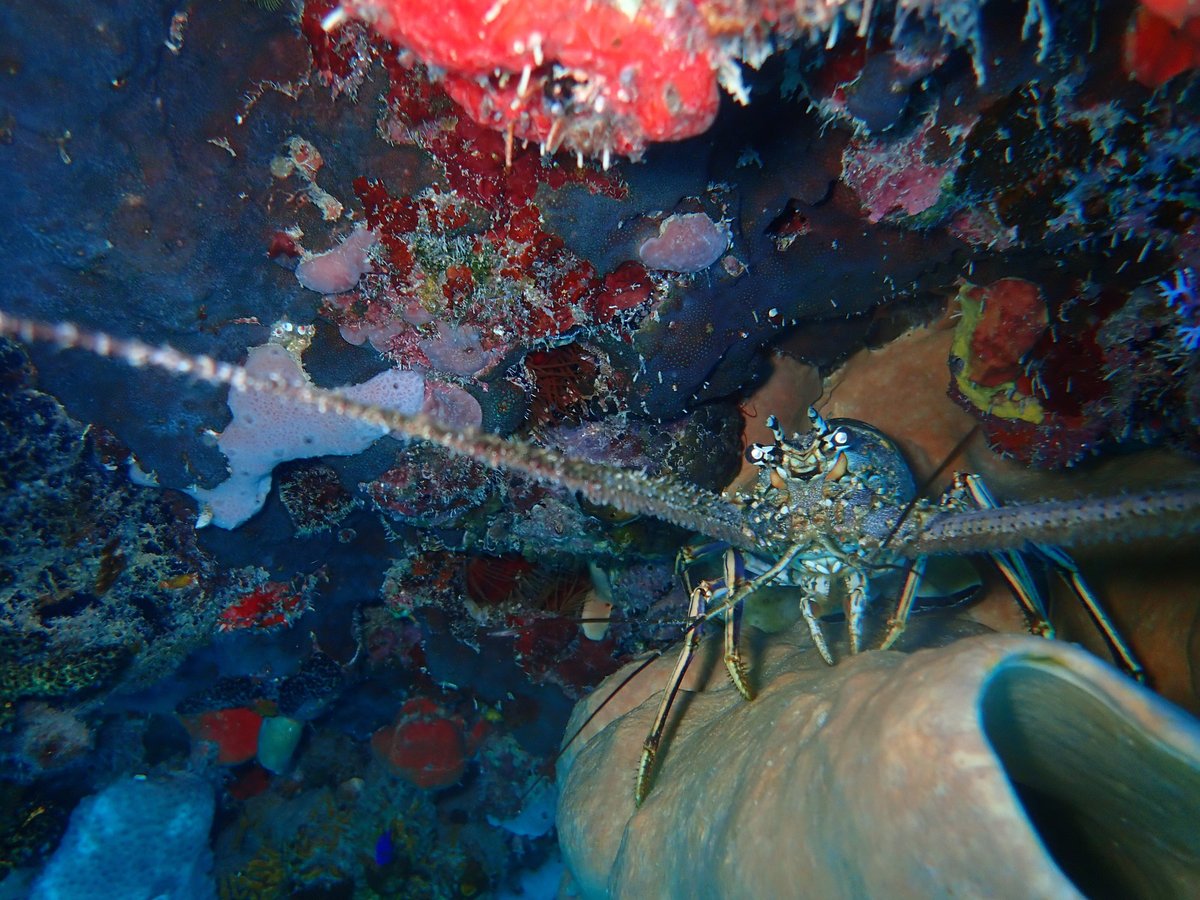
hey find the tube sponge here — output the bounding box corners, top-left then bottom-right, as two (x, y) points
(556, 625), (1200, 898)
(31, 774), (216, 900)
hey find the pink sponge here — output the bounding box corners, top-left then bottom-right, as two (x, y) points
(296, 227), (378, 294)
(189, 342), (424, 528)
(638, 213), (730, 274)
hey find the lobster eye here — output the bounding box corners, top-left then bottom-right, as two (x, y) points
(746, 443), (770, 465)
(832, 430), (850, 446)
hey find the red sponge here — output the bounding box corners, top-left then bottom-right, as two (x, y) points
(1125, 7), (1200, 88)
(184, 707), (264, 765)
(371, 698), (473, 789)
(339, 0), (719, 157)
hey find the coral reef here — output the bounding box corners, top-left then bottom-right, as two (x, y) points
(2, 0), (1200, 896)
(333, 0), (1001, 161)
(0, 340), (227, 743)
(1126, 4), (1200, 87)
(948, 269), (1200, 466)
(336, 0), (722, 159)
(216, 579), (314, 633)
(366, 443), (497, 528)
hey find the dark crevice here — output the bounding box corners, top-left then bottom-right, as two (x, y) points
(980, 661), (1200, 899)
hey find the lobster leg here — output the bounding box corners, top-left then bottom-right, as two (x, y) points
(798, 569), (836, 665)
(1036, 543), (1146, 682)
(983, 548), (1056, 638)
(721, 549), (754, 701)
(883, 474), (1052, 650)
(844, 566), (868, 655)
(880, 556), (927, 651)
(678, 542), (753, 698)
(962, 475), (1143, 681)
(676, 539), (731, 576)
(961, 476), (1055, 637)
(639, 544), (808, 803)
(637, 565), (719, 805)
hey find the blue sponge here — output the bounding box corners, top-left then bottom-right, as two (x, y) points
(31, 775), (216, 900)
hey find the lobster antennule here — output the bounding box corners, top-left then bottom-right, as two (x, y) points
(902, 489), (1200, 556)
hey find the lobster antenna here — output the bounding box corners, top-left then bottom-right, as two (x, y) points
(902, 488), (1200, 556)
(6, 311), (1197, 557)
(0, 312), (755, 547)
(515, 647), (667, 807)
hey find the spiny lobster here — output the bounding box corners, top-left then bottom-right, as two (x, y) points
(3, 311), (1200, 803)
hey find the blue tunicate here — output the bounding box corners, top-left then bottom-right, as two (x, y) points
(375, 828), (395, 866)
